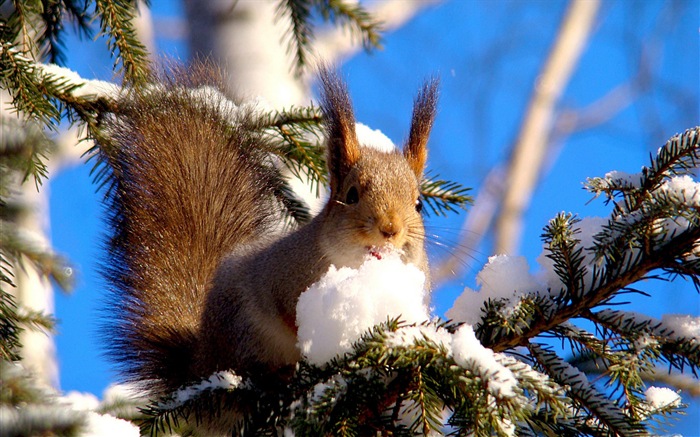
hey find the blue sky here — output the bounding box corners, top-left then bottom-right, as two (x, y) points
(48, 0), (698, 433)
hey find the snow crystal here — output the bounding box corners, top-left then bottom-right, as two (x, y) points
(160, 370), (243, 409)
(659, 175), (700, 207)
(597, 310), (700, 343)
(61, 391), (100, 411)
(356, 122), (396, 152)
(603, 171), (643, 189)
(311, 374), (347, 403)
(644, 386), (681, 409)
(296, 251), (428, 366)
(101, 383), (143, 406)
(660, 314), (700, 339)
(40, 64), (119, 99)
(447, 255), (543, 326)
(58, 391), (139, 437)
(451, 325), (517, 398)
(80, 412), (140, 437)
(384, 325), (453, 352)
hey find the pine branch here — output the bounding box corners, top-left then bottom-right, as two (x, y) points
(481, 225), (700, 353)
(276, 0), (314, 77)
(542, 213), (587, 299)
(276, 0), (383, 75)
(94, 0), (150, 84)
(589, 310), (700, 376)
(0, 290), (23, 362)
(529, 343), (644, 436)
(420, 175), (472, 217)
(0, 118), (52, 189)
(0, 287), (55, 362)
(0, 219), (74, 291)
(479, 128), (700, 353)
(0, 43), (63, 127)
(586, 127), (700, 213)
(0, 361), (86, 436)
(319, 0), (383, 50)
(254, 105), (327, 191)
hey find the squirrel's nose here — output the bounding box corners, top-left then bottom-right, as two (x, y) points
(380, 225), (397, 239)
(378, 217), (401, 239)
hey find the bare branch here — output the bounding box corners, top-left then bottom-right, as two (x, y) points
(495, 0), (600, 255)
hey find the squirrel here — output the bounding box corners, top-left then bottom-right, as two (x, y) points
(101, 64), (438, 423)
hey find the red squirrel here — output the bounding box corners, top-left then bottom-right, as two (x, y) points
(101, 64), (437, 430)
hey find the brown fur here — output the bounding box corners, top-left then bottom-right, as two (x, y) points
(102, 65), (439, 418)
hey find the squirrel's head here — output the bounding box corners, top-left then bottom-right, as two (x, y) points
(317, 68), (438, 276)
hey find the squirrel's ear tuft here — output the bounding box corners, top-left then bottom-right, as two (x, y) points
(404, 78), (439, 179)
(319, 67), (361, 194)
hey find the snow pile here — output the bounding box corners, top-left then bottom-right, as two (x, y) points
(296, 253), (527, 400)
(40, 64), (119, 99)
(356, 122), (396, 152)
(296, 251), (429, 365)
(655, 175), (700, 245)
(660, 314), (700, 339)
(384, 324), (453, 350)
(447, 217), (613, 326)
(644, 386), (681, 409)
(659, 175), (700, 206)
(602, 171), (643, 189)
(60, 391), (139, 437)
(79, 412), (139, 437)
(451, 325), (517, 397)
(447, 254), (545, 326)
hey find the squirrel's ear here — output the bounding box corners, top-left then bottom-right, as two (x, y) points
(404, 78), (439, 179)
(319, 67), (361, 194)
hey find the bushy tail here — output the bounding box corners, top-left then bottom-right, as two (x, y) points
(100, 69), (279, 394)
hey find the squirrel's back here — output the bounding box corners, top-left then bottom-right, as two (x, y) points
(102, 69), (280, 393)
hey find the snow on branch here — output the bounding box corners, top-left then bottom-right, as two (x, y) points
(529, 343), (641, 436)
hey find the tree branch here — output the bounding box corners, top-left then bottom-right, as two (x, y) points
(494, 0), (600, 255)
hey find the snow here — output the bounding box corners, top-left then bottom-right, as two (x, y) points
(644, 386), (681, 409)
(100, 383), (143, 405)
(659, 175), (700, 206)
(296, 250), (429, 365)
(451, 325), (517, 398)
(188, 84), (242, 116)
(651, 175), (700, 243)
(384, 325), (453, 351)
(447, 255), (544, 326)
(79, 412), (140, 437)
(597, 309), (700, 343)
(59, 391), (140, 437)
(294, 251), (540, 401)
(603, 170), (643, 189)
(61, 391), (100, 411)
(311, 374), (347, 403)
(660, 314), (700, 339)
(40, 64), (119, 99)
(446, 217), (613, 328)
(356, 122), (396, 152)
(159, 370), (244, 409)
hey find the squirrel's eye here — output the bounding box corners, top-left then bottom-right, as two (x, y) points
(415, 197), (423, 213)
(345, 186), (359, 205)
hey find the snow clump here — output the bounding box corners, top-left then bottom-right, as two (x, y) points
(296, 250), (429, 365)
